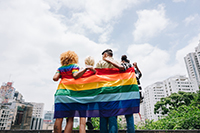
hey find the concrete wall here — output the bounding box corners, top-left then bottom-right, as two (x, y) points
(0, 130), (199, 133)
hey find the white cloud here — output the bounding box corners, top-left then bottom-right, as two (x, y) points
(0, 0), (199, 112)
(172, 0), (186, 3)
(184, 14), (200, 26)
(127, 43), (171, 86)
(0, 0), (113, 110)
(48, 0), (145, 42)
(126, 42), (191, 89)
(126, 33), (200, 89)
(176, 33), (200, 64)
(133, 4), (169, 42)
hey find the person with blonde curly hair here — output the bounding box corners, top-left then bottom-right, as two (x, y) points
(53, 50), (96, 133)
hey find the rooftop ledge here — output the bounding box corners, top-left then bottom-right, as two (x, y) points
(0, 130), (200, 133)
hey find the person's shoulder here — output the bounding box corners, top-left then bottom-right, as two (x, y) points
(72, 63), (79, 67)
(95, 60), (103, 68)
(57, 65), (64, 70)
(70, 64), (80, 70)
(112, 58), (121, 65)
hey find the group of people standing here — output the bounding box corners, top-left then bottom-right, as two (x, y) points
(53, 49), (142, 133)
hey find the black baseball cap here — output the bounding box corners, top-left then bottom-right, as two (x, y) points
(102, 49), (113, 55)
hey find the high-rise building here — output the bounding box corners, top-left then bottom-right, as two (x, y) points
(143, 82), (165, 121)
(30, 102), (44, 119)
(0, 82), (44, 130)
(184, 42), (200, 87)
(30, 117), (43, 130)
(0, 82), (15, 104)
(13, 91), (23, 102)
(143, 75), (198, 121)
(163, 75), (198, 96)
(0, 105), (13, 130)
(42, 111), (54, 130)
(9, 101), (33, 130)
(195, 41), (200, 65)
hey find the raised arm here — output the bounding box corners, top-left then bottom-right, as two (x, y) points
(133, 62), (142, 78)
(103, 57), (125, 70)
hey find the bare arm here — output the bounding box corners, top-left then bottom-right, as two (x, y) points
(133, 62), (142, 78)
(53, 73), (60, 81)
(73, 66), (96, 79)
(103, 57), (125, 70)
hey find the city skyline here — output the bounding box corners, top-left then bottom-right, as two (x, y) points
(0, 0), (200, 111)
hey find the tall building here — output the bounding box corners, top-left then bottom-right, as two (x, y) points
(195, 41), (200, 65)
(13, 91), (23, 102)
(0, 105), (13, 130)
(9, 101), (33, 130)
(0, 82), (15, 104)
(163, 75), (198, 96)
(143, 75), (198, 121)
(42, 111), (54, 130)
(29, 102), (44, 130)
(30, 117), (43, 130)
(30, 102), (44, 118)
(143, 82), (165, 121)
(184, 41), (200, 87)
(0, 82), (44, 130)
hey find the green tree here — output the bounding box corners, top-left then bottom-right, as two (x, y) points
(154, 91), (195, 115)
(90, 116), (127, 130)
(117, 117), (126, 130)
(91, 117), (100, 130)
(138, 91), (200, 130)
(138, 104), (200, 130)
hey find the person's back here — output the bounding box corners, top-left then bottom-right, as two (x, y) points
(121, 55), (132, 70)
(121, 55), (135, 133)
(96, 49), (124, 70)
(96, 54), (119, 69)
(53, 51), (96, 133)
(96, 49), (123, 133)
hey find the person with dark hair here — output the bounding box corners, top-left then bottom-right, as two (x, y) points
(96, 49), (124, 70)
(121, 55), (132, 69)
(96, 49), (124, 133)
(121, 55), (143, 103)
(121, 55), (135, 133)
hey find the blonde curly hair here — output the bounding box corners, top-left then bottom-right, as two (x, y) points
(60, 51), (78, 66)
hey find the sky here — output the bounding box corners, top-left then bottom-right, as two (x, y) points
(0, 0), (200, 111)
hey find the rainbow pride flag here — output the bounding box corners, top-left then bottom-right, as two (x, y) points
(54, 67), (140, 118)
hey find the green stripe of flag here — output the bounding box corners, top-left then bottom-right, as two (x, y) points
(55, 84), (139, 97)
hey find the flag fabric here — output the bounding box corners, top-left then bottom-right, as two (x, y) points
(54, 67), (140, 118)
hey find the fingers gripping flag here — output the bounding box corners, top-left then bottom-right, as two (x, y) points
(54, 67), (140, 118)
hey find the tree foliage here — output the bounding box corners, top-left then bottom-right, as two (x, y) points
(91, 117), (100, 130)
(90, 116), (126, 130)
(138, 104), (200, 130)
(137, 91), (200, 130)
(154, 91), (196, 115)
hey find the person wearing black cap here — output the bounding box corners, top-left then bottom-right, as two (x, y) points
(96, 49), (124, 133)
(96, 49), (124, 70)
